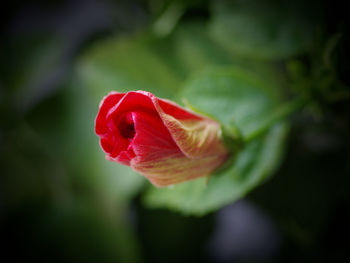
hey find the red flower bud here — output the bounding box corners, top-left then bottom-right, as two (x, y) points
(95, 91), (229, 187)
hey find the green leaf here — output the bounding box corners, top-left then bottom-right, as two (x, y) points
(144, 67), (288, 215)
(172, 23), (234, 73)
(180, 67), (283, 138)
(145, 124), (287, 215)
(209, 0), (317, 60)
(172, 23), (279, 77)
(77, 34), (183, 99)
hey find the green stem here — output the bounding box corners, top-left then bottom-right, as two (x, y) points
(244, 97), (306, 143)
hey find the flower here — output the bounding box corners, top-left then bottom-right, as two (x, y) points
(95, 91), (229, 187)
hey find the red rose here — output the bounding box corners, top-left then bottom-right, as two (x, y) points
(95, 91), (229, 187)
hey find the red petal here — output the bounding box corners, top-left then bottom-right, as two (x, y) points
(95, 92), (125, 135)
(158, 98), (203, 120)
(130, 111), (181, 164)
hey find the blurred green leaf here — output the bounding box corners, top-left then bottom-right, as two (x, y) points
(77, 35), (183, 99)
(172, 22), (277, 76)
(145, 124), (287, 215)
(172, 23), (233, 73)
(209, 0), (317, 60)
(180, 67), (283, 137)
(144, 67), (288, 215)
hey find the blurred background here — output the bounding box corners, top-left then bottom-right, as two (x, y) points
(1, 0), (350, 262)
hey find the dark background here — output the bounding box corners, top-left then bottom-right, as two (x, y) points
(1, 0), (350, 262)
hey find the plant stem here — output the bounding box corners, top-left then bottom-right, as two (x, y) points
(244, 97), (306, 143)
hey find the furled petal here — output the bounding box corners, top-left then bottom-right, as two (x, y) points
(95, 90), (230, 187)
(95, 92), (125, 135)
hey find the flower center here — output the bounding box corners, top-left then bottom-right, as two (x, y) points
(119, 113), (135, 140)
(121, 123), (135, 139)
